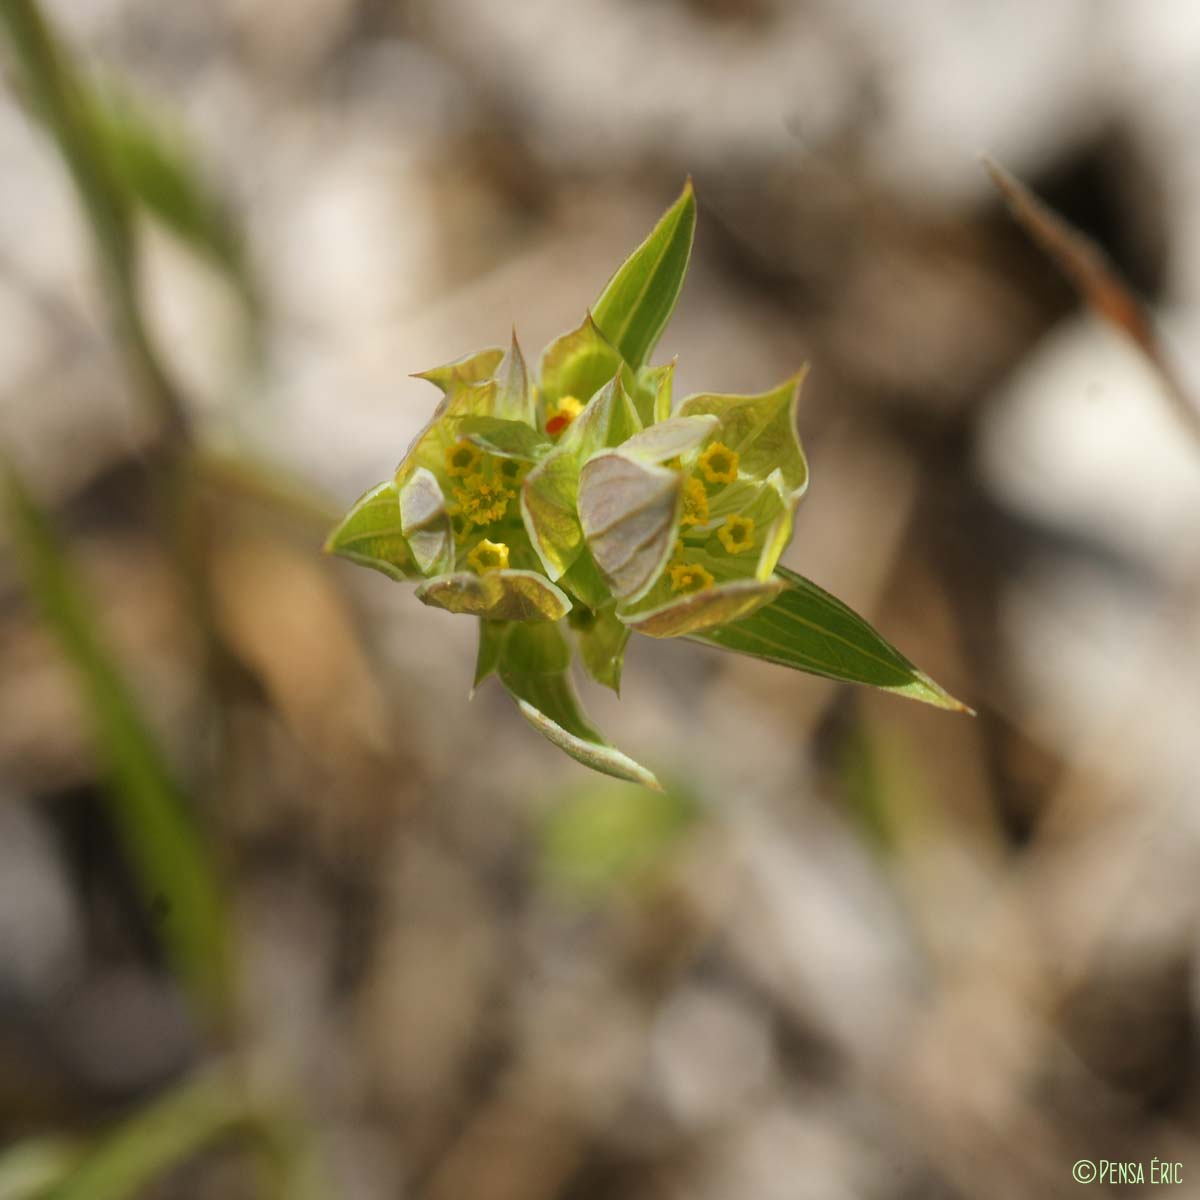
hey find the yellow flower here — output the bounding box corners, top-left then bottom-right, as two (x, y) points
(545, 395), (584, 437)
(668, 562), (714, 594)
(697, 441), (739, 484)
(497, 457), (528, 485)
(680, 477), (709, 526)
(467, 539), (510, 574)
(445, 439), (483, 478)
(452, 473), (513, 526)
(718, 514), (755, 553)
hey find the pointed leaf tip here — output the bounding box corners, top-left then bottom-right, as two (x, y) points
(592, 181), (697, 371)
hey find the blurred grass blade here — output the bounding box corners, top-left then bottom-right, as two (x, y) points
(0, 0), (186, 443)
(88, 80), (260, 325)
(2, 463), (231, 1015)
(982, 154), (1200, 445)
(692, 567), (971, 712)
(47, 1069), (246, 1200)
(0, 1137), (81, 1200)
(592, 180), (696, 371)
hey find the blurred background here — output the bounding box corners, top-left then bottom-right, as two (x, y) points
(2, 1), (1200, 1197)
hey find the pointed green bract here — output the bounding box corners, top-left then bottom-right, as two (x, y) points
(459, 415), (551, 461)
(413, 346), (505, 394)
(678, 368), (809, 497)
(578, 451), (682, 603)
(622, 576), (783, 638)
(473, 619), (507, 689)
(592, 180), (696, 371)
(496, 330), (536, 425)
(398, 467), (453, 576)
(693, 567), (971, 712)
(499, 623), (660, 789)
(416, 569), (572, 622)
(572, 602), (630, 693)
(617, 415), (719, 464)
(538, 314), (627, 412)
(323, 479), (417, 581)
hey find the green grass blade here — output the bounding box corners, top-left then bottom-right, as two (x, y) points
(692, 566), (972, 712)
(45, 1070), (246, 1200)
(2, 464), (231, 1016)
(592, 180), (696, 371)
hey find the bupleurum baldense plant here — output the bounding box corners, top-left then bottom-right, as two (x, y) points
(326, 182), (967, 788)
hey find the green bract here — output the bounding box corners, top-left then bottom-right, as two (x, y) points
(326, 181), (969, 789)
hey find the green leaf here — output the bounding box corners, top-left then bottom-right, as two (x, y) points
(459, 416), (551, 461)
(537, 314), (626, 410)
(498, 622), (660, 789)
(322, 479), (417, 581)
(572, 602), (630, 693)
(692, 567), (972, 712)
(474, 618), (507, 689)
(623, 576), (783, 638)
(678, 369), (810, 496)
(1, 463), (230, 1016)
(416, 569), (572, 621)
(592, 179), (696, 371)
(521, 373), (640, 580)
(578, 451), (681, 602)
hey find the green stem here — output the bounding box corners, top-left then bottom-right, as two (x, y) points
(0, 0), (189, 448)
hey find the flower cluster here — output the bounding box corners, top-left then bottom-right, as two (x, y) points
(325, 183), (811, 787)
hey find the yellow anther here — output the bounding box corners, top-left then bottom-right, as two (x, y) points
(697, 441), (739, 484)
(467, 539), (510, 574)
(718, 514), (755, 553)
(680, 477), (709, 526)
(452, 473), (513, 526)
(445, 439), (483, 478)
(668, 562), (714, 594)
(546, 395), (584, 437)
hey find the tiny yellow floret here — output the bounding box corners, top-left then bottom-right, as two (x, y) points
(718, 514), (755, 554)
(452, 473), (513, 526)
(680, 477), (709, 526)
(445, 439), (483, 478)
(668, 562), (715, 594)
(467, 539), (510, 574)
(697, 442), (739, 484)
(546, 395), (584, 437)
(497, 457), (527, 484)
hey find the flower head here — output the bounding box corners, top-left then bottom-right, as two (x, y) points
(668, 562), (714, 594)
(697, 441), (739, 484)
(545, 395), (584, 437)
(718, 514), (755, 553)
(467, 538), (510, 574)
(445, 439), (483, 478)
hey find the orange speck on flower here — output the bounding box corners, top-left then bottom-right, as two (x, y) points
(718, 514), (755, 553)
(668, 562), (714, 594)
(697, 442), (739, 484)
(545, 395), (584, 437)
(467, 539), (510, 574)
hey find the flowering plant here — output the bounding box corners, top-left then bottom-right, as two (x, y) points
(327, 183), (966, 788)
